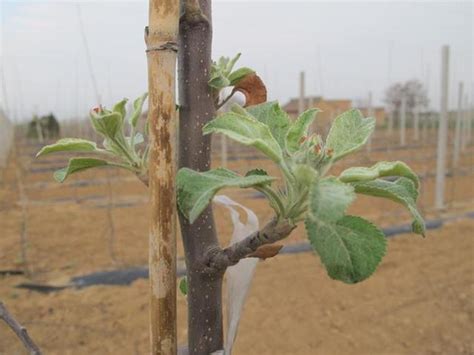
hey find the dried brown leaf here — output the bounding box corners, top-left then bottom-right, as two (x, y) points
(248, 244), (283, 260)
(233, 73), (267, 107)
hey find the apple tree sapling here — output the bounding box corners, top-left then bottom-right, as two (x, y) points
(37, 54), (425, 353)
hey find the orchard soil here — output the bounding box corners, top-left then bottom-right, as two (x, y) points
(1, 129), (473, 354)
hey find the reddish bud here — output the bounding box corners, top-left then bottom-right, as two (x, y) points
(314, 144), (322, 154)
(299, 136), (307, 144)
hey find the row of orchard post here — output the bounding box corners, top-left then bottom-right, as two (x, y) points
(0, 109), (14, 170)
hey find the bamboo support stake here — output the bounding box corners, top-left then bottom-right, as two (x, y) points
(145, 1), (179, 353)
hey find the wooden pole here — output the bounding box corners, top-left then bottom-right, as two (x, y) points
(453, 82), (463, 167)
(435, 45), (450, 210)
(145, 1), (179, 353)
(400, 95), (407, 146)
(298, 71), (305, 115)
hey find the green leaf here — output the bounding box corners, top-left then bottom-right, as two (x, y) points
(351, 178), (425, 236)
(246, 101), (291, 150)
(309, 177), (355, 223)
(112, 98), (128, 124)
(225, 53), (241, 75)
(305, 215), (386, 284)
(209, 74), (230, 90)
(209, 64), (231, 90)
(129, 93), (148, 128)
(179, 277), (187, 296)
(54, 158), (109, 183)
(245, 168), (269, 177)
(339, 161), (420, 189)
(128, 133), (144, 146)
(229, 67), (255, 85)
(325, 109), (375, 161)
(286, 108), (321, 153)
(177, 167), (276, 223)
(36, 138), (98, 157)
(203, 112), (283, 163)
(90, 111), (122, 138)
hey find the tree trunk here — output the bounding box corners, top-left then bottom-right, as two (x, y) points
(145, 1), (179, 353)
(178, 1), (224, 354)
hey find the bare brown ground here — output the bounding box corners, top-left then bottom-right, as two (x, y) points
(0, 130), (473, 354)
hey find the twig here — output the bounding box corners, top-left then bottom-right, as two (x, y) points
(206, 218), (296, 272)
(216, 90), (236, 110)
(0, 301), (42, 355)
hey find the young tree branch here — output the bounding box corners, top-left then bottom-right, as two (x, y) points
(206, 218), (296, 272)
(0, 302), (42, 355)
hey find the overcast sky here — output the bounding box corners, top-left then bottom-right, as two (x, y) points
(1, 0), (472, 121)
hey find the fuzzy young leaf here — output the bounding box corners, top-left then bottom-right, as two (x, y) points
(339, 161), (420, 189)
(309, 177), (355, 222)
(36, 138), (98, 157)
(209, 72), (230, 90)
(286, 108), (321, 153)
(129, 93), (148, 128)
(229, 67), (255, 86)
(177, 168), (276, 223)
(246, 101), (291, 149)
(203, 112), (283, 163)
(325, 109), (375, 161)
(351, 178), (425, 236)
(128, 133), (144, 146)
(112, 98), (128, 123)
(293, 164), (318, 188)
(224, 53), (241, 75)
(90, 111), (122, 138)
(54, 158), (109, 183)
(305, 215), (386, 284)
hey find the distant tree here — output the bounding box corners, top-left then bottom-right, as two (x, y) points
(384, 79), (429, 114)
(27, 113), (60, 140)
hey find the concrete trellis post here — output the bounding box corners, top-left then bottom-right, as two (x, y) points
(435, 45), (450, 210)
(221, 134), (228, 168)
(387, 108), (394, 138)
(400, 95), (407, 146)
(413, 103), (420, 141)
(298, 71), (305, 115)
(461, 95), (470, 150)
(453, 82), (463, 167)
(421, 111), (428, 143)
(366, 91), (373, 153)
